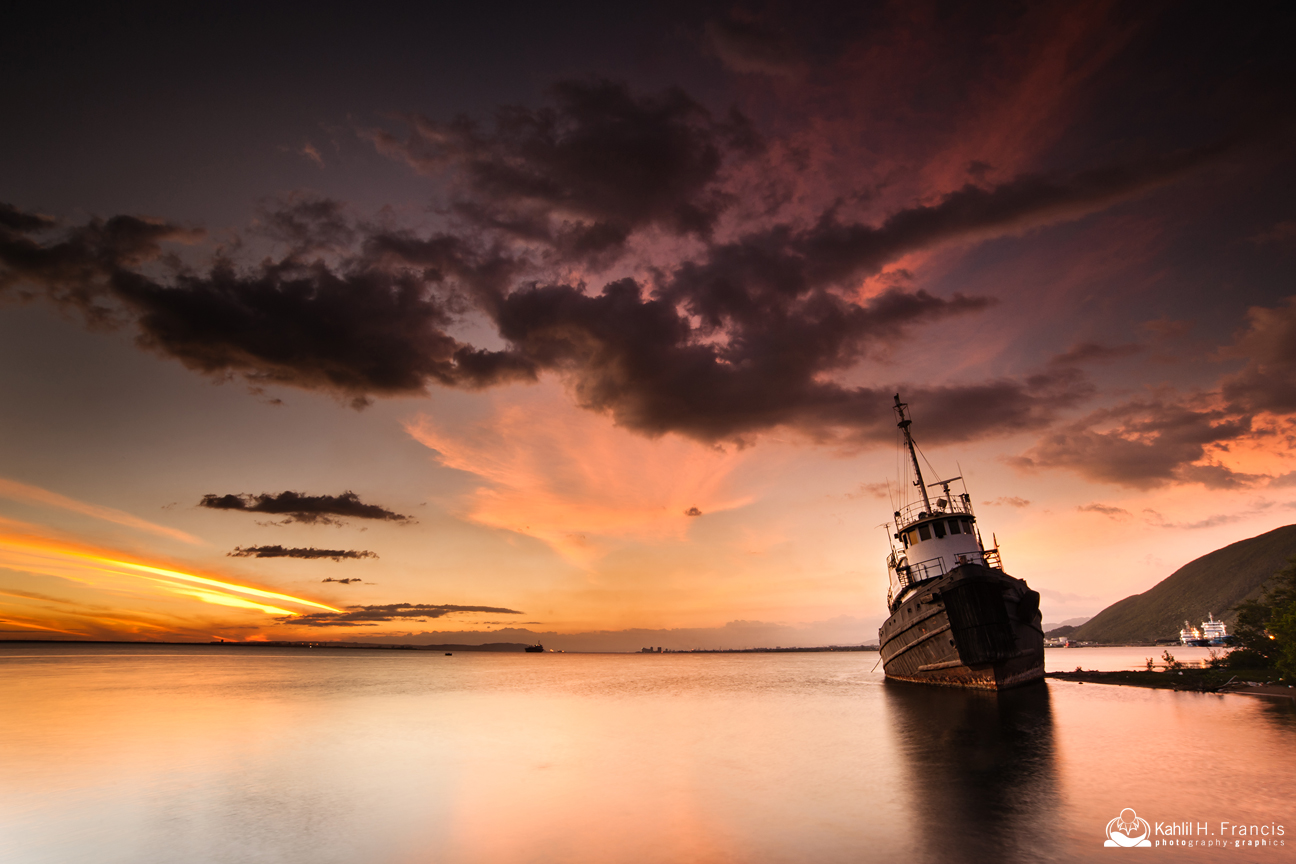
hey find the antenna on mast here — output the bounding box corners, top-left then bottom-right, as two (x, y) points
(893, 394), (931, 513)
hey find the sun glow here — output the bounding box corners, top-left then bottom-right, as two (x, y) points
(150, 583), (297, 615)
(0, 527), (340, 619)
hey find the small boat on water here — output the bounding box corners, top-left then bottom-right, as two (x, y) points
(878, 395), (1045, 690)
(1179, 622), (1206, 646)
(525, 643), (545, 653)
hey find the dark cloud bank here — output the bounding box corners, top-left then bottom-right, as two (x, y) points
(200, 491), (410, 525)
(286, 603), (524, 628)
(229, 545), (378, 561)
(0, 76), (1283, 483)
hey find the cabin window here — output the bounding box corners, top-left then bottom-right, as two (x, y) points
(948, 519), (961, 535)
(933, 521), (946, 539)
(960, 518), (972, 533)
(918, 524), (931, 541)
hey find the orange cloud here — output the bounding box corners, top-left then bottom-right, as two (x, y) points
(0, 521), (339, 637)
(406, 388), (754, 563)
(0, 616), (84, 636)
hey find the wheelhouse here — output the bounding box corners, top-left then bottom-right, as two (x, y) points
(883, 396), (1002, 612)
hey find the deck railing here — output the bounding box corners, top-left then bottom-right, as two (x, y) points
(895, 495), (974, 527)
(889, 553), (949, 589)
(889, 548), (996, 590)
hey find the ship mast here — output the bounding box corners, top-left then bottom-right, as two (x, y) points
(893, 394), (931, 513)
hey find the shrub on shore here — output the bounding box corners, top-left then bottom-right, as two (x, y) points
(1229, 557), (1296, 681)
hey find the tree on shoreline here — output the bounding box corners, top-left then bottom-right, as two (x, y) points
(1229, 557), (1296, 680)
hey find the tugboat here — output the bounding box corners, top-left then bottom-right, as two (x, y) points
(878, 395), (1045, 690)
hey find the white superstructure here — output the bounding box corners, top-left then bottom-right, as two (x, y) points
(1200, 614), (1228, 645)
(884, 396), (1001, 612)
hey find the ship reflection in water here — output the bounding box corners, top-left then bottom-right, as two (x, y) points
(884, 682), (1060, 863)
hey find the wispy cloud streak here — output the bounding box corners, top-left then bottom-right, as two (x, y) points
(0, 477), (201, 544)
(0, 526), (340, 618)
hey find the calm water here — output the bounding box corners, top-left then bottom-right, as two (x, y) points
(2, 645), (1293, 864)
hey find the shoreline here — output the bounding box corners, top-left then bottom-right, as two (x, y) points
(0, 639), (879, 654)
(1046, 669), (1295, 699)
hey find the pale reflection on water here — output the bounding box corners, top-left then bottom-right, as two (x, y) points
(2, 645), (1293, 864)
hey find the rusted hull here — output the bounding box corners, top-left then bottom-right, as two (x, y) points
(879, 564), (1044, 691)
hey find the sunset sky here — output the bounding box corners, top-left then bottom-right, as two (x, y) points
(2, 1), (1295, 649)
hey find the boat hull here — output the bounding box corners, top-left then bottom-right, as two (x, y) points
(879, 563), (1044, 691)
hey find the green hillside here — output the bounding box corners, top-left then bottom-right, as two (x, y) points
(1069, 524), (1296, 643)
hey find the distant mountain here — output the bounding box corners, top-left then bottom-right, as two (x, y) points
(1041, 617), (1091, 632)
(1070, 524), (1296, 643)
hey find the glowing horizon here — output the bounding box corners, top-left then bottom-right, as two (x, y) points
(0, 527), (341, 637)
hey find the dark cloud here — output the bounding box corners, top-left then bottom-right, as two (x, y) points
(286, 603), (524, 628)
(462, 137), (1235, 443)
(0, 191), (1085, 445)
(690, 138), (1238, 300)
(1250, 220), (1296, 247)
(986, 497), (1031, 508)
(1049, 341), (1143, 366)
(0, 203), (56, 234)
(228, 545), (378, 561)
(1076, 503), (1130, 519)
(0, 206), (202, 324)
(0, 199), (531, 405)
(1014, 399), (1259, 490)
(368, 79), (759, 263)
(1142, 509), (1246, 531)
(253, 193), (356, 255)
(0, 76), (1257, 451)
(322, 578), (364, 584)
(110, 263), (530, 407)
(492, 278), (1019, 443)
(1010, 295), (1296, 490)
(0, 178), (1108, 448)
(705, 12), (807, 80)
(200, 491), (411, 524)
(1220, 296), (1296, 415)
(847, 482), (890, 500)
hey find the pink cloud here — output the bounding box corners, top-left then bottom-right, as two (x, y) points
(404, 386), (754, 563)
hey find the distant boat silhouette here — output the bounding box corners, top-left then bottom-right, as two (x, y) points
(525, 643), (544, 653)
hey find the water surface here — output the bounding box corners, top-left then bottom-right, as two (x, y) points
(3, 645), (1293, 863)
